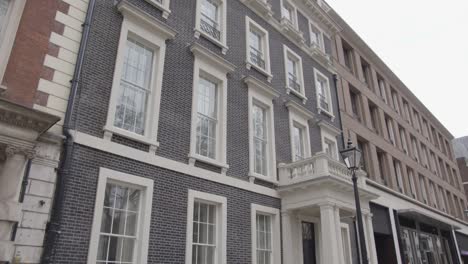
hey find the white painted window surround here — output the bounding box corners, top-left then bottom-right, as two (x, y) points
(317, 120), (340, 161)
(188, 43), (235, 173)
(251, 204), (281, 264)
(314, 68), (334, 119)
(246, 76), (279, 183)
(280, 0), (298, 29)
(87, 168), (154, 264)
(194, 0), (228, 54)
(104, 2), (176, 155)
(309, 21), (326, 52)
(286, 101), (313, 161)
(0, 0), (25, 87)
(186, 190), (227, 264)
(340, 223), (353, 264)
(245, 16), (272, 81)
(283, 45), (306, 103)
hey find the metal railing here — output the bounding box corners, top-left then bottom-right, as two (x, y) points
(249, 46), (265, 69)
(319, 94), (329, 111)
(200, 15), (221, 41)
(288, 74), (300, 92)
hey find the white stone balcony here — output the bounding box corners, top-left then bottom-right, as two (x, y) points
(278, 152), (367, 188)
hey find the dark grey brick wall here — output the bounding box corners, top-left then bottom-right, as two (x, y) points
(50, 145), (280, 263)
(72, 0), (343, 183)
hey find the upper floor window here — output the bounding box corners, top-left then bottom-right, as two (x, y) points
(314, 69), (333, 116)
(407, 168), (417, 199)
(360, 58), (372, 87)
(385, 116), (395, 146)
(369, 103), (380, 134)
(429, 181), (438, 208)
(410, 136), (420, 162)
(189, 44), (235, 171)
(393, 159), (404, 192)
(195, 0), (228, 54)
(246, 76), (279, 182)
(281, 0), (297, 28)
(350, 88), (362, 122)
(377, 150), (388, 186)
(377, 77), (388, 104)
(186, 190), (227, 264)
(342, 40), (355, 74)
(412, 109), (421, 131)
(283, 45), (305, 101)
(438, 186), (447, 212)
(309, 22), (324, 51)
(87, 168), (154, 264)
(399, 127), (408, 154)
(318, 121), (340, 161)
(146, 0), (171, 18)
(391, 89), (400, 114)
(246, 17), (272, 79)
(104, 2), (176, 154)
(420, 144), (429, 169)
(402, 99), (411, 124)
(287, 101), (313, 162)
(419, 175), (428, 204)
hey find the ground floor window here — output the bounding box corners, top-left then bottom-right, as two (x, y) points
(400, 227), (454, 264)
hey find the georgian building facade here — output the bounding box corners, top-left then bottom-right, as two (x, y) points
(0, 0), (89, 263)
(41, 0), (383, 263)
(1, 0), (466, 264)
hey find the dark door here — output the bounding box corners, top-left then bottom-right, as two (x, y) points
(302, 222), (317, 264)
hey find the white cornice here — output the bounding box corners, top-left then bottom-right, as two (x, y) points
(317, 119), (341, 136)
(117, 0), (177, 39)
(244, 76), (280, 99)
(286, 100), (315, 120)
(190, 43), (236, 73)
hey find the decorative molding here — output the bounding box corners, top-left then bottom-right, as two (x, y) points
(244, 76), (279, 99)
(5, 145), (36, 159)
(240, 0), (274, 20)
(316, 119), (341, 136)
(0, 98), (60, 134)
(145, 0), (171, 19)
(285, 100), (314, 120)
(190, 43), (236, 73)
(117, 0), (177, 39)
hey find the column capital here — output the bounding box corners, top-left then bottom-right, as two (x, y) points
(5, 145), (36, 159)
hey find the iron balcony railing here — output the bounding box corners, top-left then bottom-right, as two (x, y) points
(288, 74), (300, 92)
(319, 94), (329, 111)
(249, 46), (265, 69)
(200, 15), (221, 41)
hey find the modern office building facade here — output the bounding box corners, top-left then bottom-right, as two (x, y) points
(330, 7), (468, 264)
(0, 0), (89, 263)
(1, 0), (467, 264)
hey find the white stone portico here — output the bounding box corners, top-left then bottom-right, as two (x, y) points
(0, 98), (60, 263)
(278, 152), (379, 264)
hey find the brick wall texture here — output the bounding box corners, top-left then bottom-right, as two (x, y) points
(51, 0), (344, 262)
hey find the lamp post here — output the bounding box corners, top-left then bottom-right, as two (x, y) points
(340, 138), (368, 264)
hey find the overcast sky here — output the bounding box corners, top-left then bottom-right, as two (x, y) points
(326, 0), (468, 139)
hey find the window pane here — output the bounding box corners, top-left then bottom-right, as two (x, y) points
(97, 235), (110, 261)
(196, 77), (218, 159)
(256, 214), (272, 264)
(201, 0), (218, 25)
(253, 105), (268, 175)
(250, 29), (262, 52)
(0, 0), (10, 34)
(293, 126), (304, 160)
(114, 38), (153, 135)
(193, 201), (217, 264)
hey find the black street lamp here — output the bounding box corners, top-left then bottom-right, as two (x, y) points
(340, 138), (369, 264)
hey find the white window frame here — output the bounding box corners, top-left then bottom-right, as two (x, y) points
(87, 167), (154, 264)
(104, 3), (176, 154)
(314, 68), (334, 118)
(194, 0), (228, 54)
(188, 44), (235, 172)
(245, 16), (272, 81)
(308, 21), (326, 52)
(0, 0), (25, 87)
(286, 101), (313, 161)
(246, 76), (279, 183)
(185, 190), (227, 264)
(340, 223), (353, 264)
(280, 0), (298, 29)
(145, 0), (171, 18)
(283, 44), (306, 103)
(251, 204), (281, 264)
(317, 120), (340, 161)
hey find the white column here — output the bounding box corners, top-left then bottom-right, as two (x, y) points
(0, 145), (34, 262)
(389, 209), (403, 264)
(364, 213), (378, 264)
(334, 206), (345, 264)
(320, 204), (340, 264)
(282, 210), (296, 264)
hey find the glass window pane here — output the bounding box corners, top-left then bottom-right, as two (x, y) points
(125, 212), (138, 236)
(111, 210), (126, 235)
(121, 238), (135, 262)
(107, 236), (123, 262)
(97, 235), (110, 261)
(101, 208), (112, 233)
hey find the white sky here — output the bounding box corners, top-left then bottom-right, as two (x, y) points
(326, 0), (468, 138)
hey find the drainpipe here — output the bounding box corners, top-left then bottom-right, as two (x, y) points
(333, 74), (346, 149)
(41, 0), (96, 262)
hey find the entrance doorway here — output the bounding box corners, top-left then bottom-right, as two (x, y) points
(302, 222), (317, 264)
